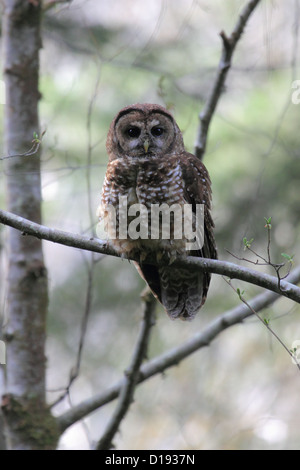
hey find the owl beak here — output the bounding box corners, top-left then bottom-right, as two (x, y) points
(143, 139), (150, 153)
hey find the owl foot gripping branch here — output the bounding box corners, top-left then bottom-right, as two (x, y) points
(98, 103), (217, 320)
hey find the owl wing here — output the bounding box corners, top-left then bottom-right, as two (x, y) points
(136, 152), (217, 320)
(179, 152), (217, 254)
(178, 152), (217, 303)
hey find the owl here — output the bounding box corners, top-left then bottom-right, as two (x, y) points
(98, 103), (217, 320)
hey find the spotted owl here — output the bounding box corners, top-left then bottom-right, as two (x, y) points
(98, 103), (217, 320)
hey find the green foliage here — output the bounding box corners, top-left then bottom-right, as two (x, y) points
(236, 287), (245, 300)
(264, 217), (272, 230)
(281, 253), (294, 265)
(243, 237), (254, 250)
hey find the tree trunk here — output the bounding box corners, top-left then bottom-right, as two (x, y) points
(1, 0), (58, 450)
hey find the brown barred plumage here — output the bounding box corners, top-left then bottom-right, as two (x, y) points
(98, 103), (217, 320)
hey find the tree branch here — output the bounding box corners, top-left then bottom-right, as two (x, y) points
(49, 253), (97, 409)
(194, 0), (262, 160)
(0, 209), (300, 304)
(225, 278), (300, 371)
(43, 0), (73, 12)
(95, 290), (156, 450)
(57, 263), (300, 433)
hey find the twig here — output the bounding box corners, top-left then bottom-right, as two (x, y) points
(225, 249), (283, 267)
(43, 0), (73, 12)
(57, 264), (300, 433)
(74, 255), (95, 381)
(261, 0), (299, 159)
(95, 290), (156, 450)
(0, 209), (300, 304)
(49, 255), (95, 408)
(48, 71), (104, 409)
(0, 142), (40, 161)
(86, 69), (101, 235)
(0, 130), (46, 161)
(195, 0), (262, 160)
(225, 278), (300, 371)
(227, 246), (292, 289)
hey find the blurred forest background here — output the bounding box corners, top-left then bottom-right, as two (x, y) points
(1, 0), (300, 450)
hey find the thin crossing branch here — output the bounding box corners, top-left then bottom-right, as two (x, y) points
(195, 0), (262, 160)
(57, 264), (300, 434)
(96, 291), (156, 450)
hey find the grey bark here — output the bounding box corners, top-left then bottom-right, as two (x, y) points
(1, 209), (300, 305)
(1, 0), (58, 450)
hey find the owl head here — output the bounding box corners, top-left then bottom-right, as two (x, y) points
(106, 103), (185, 160)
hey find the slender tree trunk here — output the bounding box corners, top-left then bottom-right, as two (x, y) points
(1, 0), (58, 449)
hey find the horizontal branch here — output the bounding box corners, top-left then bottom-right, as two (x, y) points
(1, 207), (299, 432)
(173, 257), (300, 304)
(1, 209), (300, 304)
(57, 264), (300, 433)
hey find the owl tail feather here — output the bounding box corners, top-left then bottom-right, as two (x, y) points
(159, 266), (204, 321)
(135, 263), (206, 320)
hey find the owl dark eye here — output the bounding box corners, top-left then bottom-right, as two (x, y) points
(151, 126), (164, 137)
(126, 126), (141, 138)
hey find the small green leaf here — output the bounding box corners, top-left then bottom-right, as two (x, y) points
(236, 288), (245, 299)
(281, 253), (294, 264)
(264, 318), (270, 326)
(264, 216), (272, 229)
(243, 237), (254, 250)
